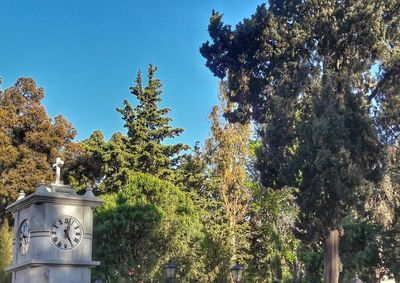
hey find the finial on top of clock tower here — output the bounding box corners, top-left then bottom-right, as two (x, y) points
(53, 157), (64, 185)
(17, 190), (25, 200)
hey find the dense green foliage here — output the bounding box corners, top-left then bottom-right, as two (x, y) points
(64, 130), (106, 191)
(248, 186), (301, 282)
(201, 0), (399, 282)
(115, 65), (188, 182)
(93, 172), (205, 282)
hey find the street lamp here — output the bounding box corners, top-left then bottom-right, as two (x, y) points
(230, 262), (244, 282)
(165, 261), (177, 282)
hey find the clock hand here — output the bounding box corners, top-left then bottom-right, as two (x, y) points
(66, 217), (75, 246)
(67, 217), (71, 232)
(67, 233), (74, 247)
(63, 227), (73, 246)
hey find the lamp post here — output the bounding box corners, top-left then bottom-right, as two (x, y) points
(230, 262), (244, 283)
(165, 261), (177, 283)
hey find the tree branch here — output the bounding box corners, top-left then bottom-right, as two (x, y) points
(368, 63), (399, 103)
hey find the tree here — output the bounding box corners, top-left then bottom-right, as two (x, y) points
(369, 147), (400, 282)
(65, 65), (189, 193)
(204, 82), (252, 267)
(0, 220), (12, 283)
(295, 72), (384, 283)
(173, 141), (207, 194)
(245, 140), (303, 283)
(339, 217), (383, 283)
(0, 78), (76, 219)
(92, 172), (205, 282)
(201, 1), (398, 282)
(64, 130), (106, 192)
(115, 65), (189, 182)
(249, 185), (301, 283)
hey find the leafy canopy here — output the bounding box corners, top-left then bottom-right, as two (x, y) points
(93, 172), (205, 282)
(0, 78), (75, 218)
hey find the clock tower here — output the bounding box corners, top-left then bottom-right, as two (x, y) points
(5, 158), (103, 283)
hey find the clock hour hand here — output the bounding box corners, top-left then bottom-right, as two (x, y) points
(67, 217), (71, 232)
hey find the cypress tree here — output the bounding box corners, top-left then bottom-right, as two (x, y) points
(201, 1), (398, 281)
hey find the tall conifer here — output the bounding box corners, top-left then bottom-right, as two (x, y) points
(201, 1), (398, 281)
(116, 65), (188, 181)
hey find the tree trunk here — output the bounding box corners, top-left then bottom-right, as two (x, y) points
(323, 229), (342, 283)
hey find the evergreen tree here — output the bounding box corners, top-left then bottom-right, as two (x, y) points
(65, 65), (189, 193)
(0, 78), (76, 219)
(116, 65), (189, 182)
(64, 130), (106, 191)
(174, 141), (207, 194)
(294, 72), (383, 283)
(369, 147), (400, 282)
(201, 1), (398, 282)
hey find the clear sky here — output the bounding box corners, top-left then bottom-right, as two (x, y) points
(0, 0), (264, 147)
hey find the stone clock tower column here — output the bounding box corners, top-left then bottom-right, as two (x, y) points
(5, 158), (103, 283)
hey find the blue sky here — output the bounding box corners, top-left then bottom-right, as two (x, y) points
(0, 0), (264, 147)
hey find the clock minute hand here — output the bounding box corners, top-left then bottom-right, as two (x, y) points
(66, 218), (74, 247)
(67, 233), (74, 247)
(67, 217), (71, 232)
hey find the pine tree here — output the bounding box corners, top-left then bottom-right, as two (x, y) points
(115, 65), (189, 182)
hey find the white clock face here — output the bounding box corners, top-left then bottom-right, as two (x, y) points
(19, 219), (31, 255)
(50, 216), (83, 250)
